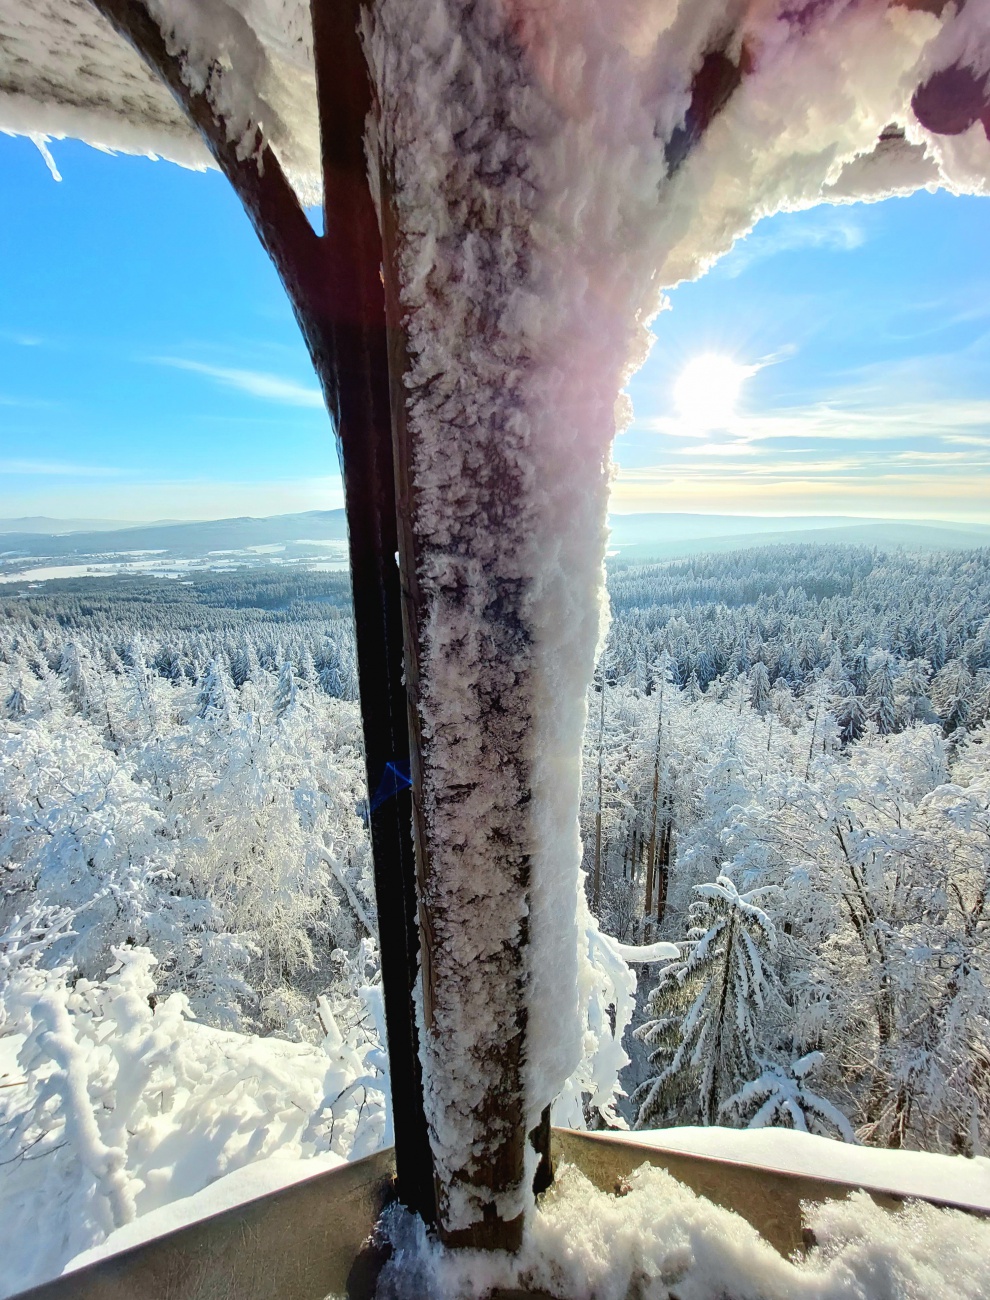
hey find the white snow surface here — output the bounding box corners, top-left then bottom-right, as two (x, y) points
(376, 1159), (990, 1300)
(591, 1126), (990, 1212)
(0, 0), (210, 171)
(0, 0), (319, 201)
(0, 949), (388, 1296)
(3, 3), (989, 227)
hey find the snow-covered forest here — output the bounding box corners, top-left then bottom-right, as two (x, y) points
(0, 567), (632, 1291)
(1, 543), (989, 1289)
(584, 545), (990, 1154)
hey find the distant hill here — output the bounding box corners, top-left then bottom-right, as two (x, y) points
(607, 514), (990, 560)
(0, 510), (349, 558)
(2, 509), (987, 566)
(0, 516), (141, 535)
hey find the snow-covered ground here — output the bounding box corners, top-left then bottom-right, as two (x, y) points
(0, 544), (350, 584)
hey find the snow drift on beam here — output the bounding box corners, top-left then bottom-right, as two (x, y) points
(364, 0), (990, 1235)
(5, 2), (990, 208)
(0, 0), (320, 198)
(0, 0), (206, 169)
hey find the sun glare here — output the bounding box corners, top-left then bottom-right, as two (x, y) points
(674, 353), (752, 429)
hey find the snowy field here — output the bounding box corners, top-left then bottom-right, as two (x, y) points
(0, 540), (351, 585)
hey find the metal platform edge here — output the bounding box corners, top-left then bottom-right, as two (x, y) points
(11, 1129), (988, 1299)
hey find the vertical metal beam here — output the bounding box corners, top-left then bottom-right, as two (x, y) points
(89, 0), (436, 1228)
(377, 133), (535, 1256)
(309, 0), (437, 1227)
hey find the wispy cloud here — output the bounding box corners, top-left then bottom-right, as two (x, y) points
(0, 395), (58, 409)
(0, 330), (43, 348)
(0, 459), (127, 477)
(152, 358), (324, 408)
(611, 462), (990, 521)
(0, 475), (345, 522)
(637, 396), (990, 448)
(723, 217), (866, 279)
(621, 378), (990, 521)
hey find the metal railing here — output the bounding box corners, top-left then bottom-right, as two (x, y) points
(14, 1128), (988, 1300)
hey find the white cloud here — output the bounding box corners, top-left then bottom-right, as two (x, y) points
(635, 396), (990, 448)
(0, 475), (345, 522)
(152, 358), (325, 408)
(0, 458), (126, 477)
(723, 216), (866, 278)
(0, 331), (43, 348)
(609, 464), (990, 521)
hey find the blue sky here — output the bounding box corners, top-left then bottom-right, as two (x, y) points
(2, 132), (989, 523)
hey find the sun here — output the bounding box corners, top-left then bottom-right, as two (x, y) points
(673, 353), (753, 430)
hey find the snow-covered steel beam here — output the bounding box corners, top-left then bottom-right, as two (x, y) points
(85, 0), (437, 1227)
(360, 0), (990, 1252)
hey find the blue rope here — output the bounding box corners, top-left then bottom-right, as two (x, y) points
(369, 759), (413, 813)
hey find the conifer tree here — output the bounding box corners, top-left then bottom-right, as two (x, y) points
(4, 678), (27, 720)
(933, 659), (974, 736)
(836, 690), (866, 745)
(866, 656), (897, 736)
(749, 662), (772, 716)
(720, 1052), (855, 1140)
(195, 658), (232, 723)
(274, 659), (297, 721)
(59, 641), (90, 715)
(633, 876), (778, 1127)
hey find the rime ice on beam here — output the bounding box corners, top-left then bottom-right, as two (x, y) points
(366, 0), (990, 1247)
(0, 0), (320, 202)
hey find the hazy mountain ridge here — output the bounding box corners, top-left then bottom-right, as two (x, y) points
(0, 516), (143, 535)
(1, 509), (987, 566)
(609, 518), (990, 560)
(0, 510), (349, 558)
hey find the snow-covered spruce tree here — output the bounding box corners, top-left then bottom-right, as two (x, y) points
(749, 662), (772, 716)
(633, 876), (779, 1128)
(58, 640), (91, 717)
(195, 657), (233, 725)
(274, 658), (297, 721)
(4, 678), (27, 721)
(932, 659), (974, 737)
(865, 655), (897, 737)
(835, 690), (866, 746)
(720, 1051), (855, 1141)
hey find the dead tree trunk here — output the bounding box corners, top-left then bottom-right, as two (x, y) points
(644, 682), (665, 923)
(655, 790), (673, 926)
(592, 671), (607, 915)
